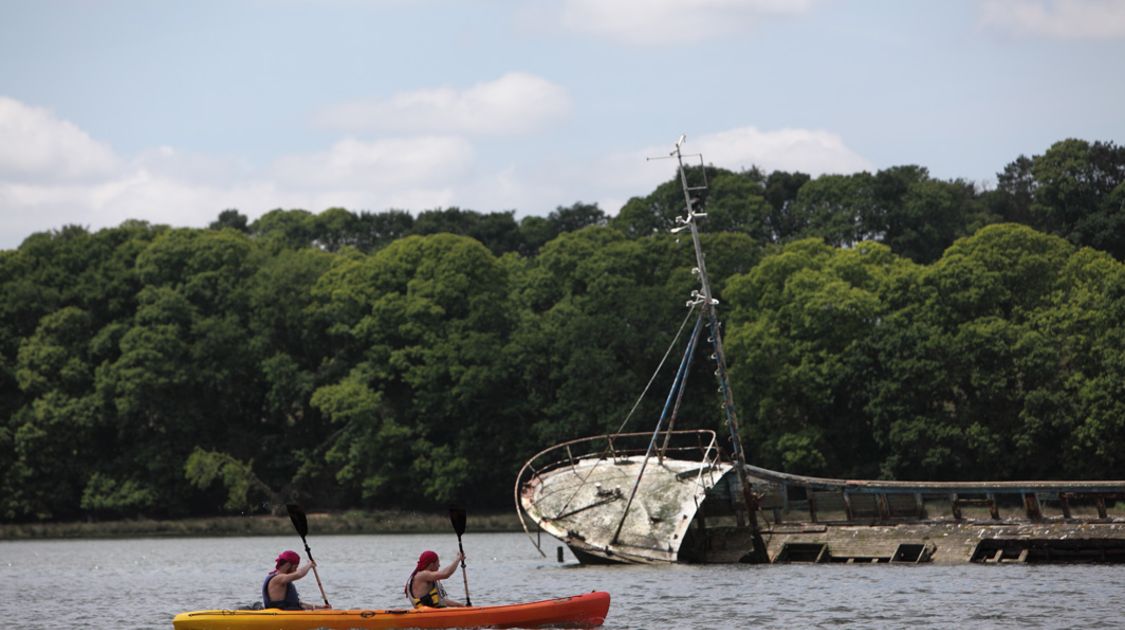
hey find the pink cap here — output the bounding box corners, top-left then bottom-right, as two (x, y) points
(415, 550), (438, 571)
(275, 550), (300, 568)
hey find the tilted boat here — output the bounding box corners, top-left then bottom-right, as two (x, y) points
(515, 137), (1125, 565)
(173, 591), (610, 629)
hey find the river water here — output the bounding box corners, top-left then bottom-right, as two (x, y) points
(1, 532), (1121, 629)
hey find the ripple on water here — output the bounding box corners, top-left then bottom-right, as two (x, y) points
(2, 535), (1123, 629)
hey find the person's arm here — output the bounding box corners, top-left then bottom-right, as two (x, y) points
(286, 561), (331, 609)
(416, 552), (463, 582)
(272, 561), (314, 586)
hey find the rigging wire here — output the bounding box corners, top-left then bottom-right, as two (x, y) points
(614, 302), (700, 435)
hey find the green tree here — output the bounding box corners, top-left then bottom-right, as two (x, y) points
(309, 234), (518, 507)
(251, 209), (317, 249)
(210, 209), (250, 233)
(724, 238), (906, 476)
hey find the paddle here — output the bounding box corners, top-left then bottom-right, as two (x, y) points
(449, 506), (472, 606)
(286, 503), (330, 608)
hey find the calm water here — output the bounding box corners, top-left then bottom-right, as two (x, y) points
(1, 532), (1122, 629)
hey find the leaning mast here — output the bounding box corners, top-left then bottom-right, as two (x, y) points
(663, 136), (761, 538)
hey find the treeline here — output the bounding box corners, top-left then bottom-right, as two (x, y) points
(1, 138), (1123, 523)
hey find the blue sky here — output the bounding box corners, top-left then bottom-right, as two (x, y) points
(2, 0), (1124, 249)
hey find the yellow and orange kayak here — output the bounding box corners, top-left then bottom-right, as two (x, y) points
(172, 591), (610, 629)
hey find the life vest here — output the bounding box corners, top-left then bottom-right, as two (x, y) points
(262, 571), (302, 610)
(405, 572), (447, 608)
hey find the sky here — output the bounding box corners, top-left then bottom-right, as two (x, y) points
(2, 0), (1124, 249)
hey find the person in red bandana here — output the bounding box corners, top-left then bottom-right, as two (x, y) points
(404, 549), (466, 608)
(262, 550), (330, 610)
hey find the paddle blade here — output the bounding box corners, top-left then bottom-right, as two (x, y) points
(449, 506), (467, 536)
(287, 503), (309, 538)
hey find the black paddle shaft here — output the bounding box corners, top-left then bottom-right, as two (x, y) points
(449, 507), (472, 606)
(286, 504), (330, 608)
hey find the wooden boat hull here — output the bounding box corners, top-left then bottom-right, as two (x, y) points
(173, 591), (610, 629)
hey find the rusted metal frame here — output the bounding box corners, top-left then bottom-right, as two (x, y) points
(740, 463), (1125, 495)
(950, 495), (998, 520)
(606, 435), (621, 462)
(686, 432), (724, 491)
(524, 430), (720, 477)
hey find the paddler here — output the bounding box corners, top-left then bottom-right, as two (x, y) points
(404, 550), (467, 608)
(263, 550), (331, 610)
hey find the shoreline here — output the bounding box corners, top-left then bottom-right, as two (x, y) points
(0, 509), (523, 540)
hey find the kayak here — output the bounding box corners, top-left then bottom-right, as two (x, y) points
(172, 591), (610, 629)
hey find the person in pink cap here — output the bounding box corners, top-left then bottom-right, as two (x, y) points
(262, 550), (330, 610)
(404, 549), (466, 608)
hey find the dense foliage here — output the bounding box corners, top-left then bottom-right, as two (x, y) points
(2, 138), (1123, 522)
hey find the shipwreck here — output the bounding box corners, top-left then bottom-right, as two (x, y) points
(515, 137), (1125, 565)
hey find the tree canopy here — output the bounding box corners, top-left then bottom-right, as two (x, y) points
(2, 138), (1123, 522)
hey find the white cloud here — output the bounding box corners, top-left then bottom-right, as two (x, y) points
(0, 96), (119, 180)
(453, 127), (872, 219)
(558, 0), (812, 45)
(690, 127), (874, 175)
(0, 95), (871, 250)
(0, 96), (483, 248)
(586, 127), (872, 213)
(980, 0), (1125, 39)
(271, 136), (474, 189)
(313, 72), (571, 135)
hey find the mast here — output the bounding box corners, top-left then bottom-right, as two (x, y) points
(663, 136), (764, 545)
